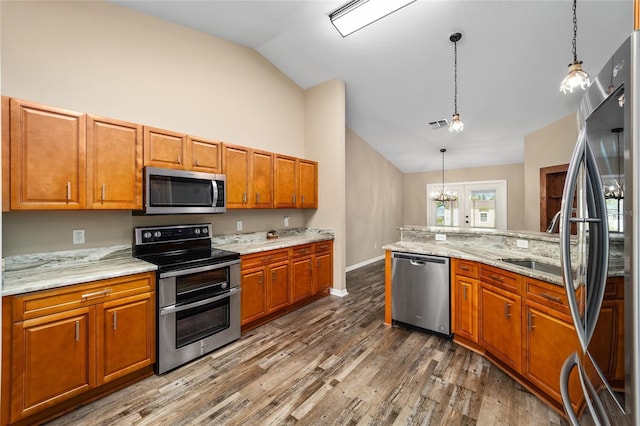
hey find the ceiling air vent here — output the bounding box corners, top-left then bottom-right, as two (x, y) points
(429, 119), (449, 130)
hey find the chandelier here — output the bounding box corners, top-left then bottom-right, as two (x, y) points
(449, 32), (464, 133)
(430, 149), (458, 202)
(559, 0), (590, 94)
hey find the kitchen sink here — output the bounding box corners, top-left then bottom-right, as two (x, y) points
(500, 259), (564, 276)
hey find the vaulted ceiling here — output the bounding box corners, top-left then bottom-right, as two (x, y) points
(112, 0), (633, 173)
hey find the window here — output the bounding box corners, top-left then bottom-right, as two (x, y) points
(427, 180), (507, 229)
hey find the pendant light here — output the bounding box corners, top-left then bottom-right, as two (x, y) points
(430, 149), (458, 201)
(449, 32), (464, 133)
(559, 0), (590, 94)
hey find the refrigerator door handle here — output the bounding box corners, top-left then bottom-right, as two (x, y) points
(560, 352), (582, 426)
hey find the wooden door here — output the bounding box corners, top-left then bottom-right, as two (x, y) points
(315, 251), (333, 294)
(188, 136), (221, 173)
(143, 126), (187, 170)
(87, 115), (142, 209)
(479, 284), (522, 372)
(267, 262), (289, 312)
(291, 256), (314, 303)
(223, 144), (250, 208)
(11, 307), (94, 422)
(523, 301), (582, 408)
(298, 160), (317, 208)
(454, 275), (478, 342)
(274, 155), (296, 208)
(96, 293), (155, 385)
(241, 269), (266, 324)
(10, 98), (86, 210)
(251, 150), (273, 208)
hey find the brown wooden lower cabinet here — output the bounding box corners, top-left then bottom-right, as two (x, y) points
(2, 272), (155, 425)
(241, 241), (333, 332)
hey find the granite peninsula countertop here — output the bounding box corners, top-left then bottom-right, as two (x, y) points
(2, 228), (335, 296)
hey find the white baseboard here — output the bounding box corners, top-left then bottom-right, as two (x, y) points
(330, 288), (349, 297)
(345, 255), (385, 272)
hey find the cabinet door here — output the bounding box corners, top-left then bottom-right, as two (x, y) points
(223, 144), (250, 208)
(291, 256), (314, 303)
(143, 126), (187, 169)
(11, 307), (95, 422)
(188, 136), (222, 173)
(267, 263), (289, 312)
(251, 150), (273, 208)
(2, 96), (10, 212)
(315, 251), (333, 294)
(523, 302), (582, 408)
(10, 98), (86, 210)
(298, 159), (317, 208)
(274, 155), (296, 208)
(87, 115), (142, 209)
(479, 284), (521, 372)
(96, 293), (155, 385)
(453, 275), (478, 342)
(241, 269), (266, 325)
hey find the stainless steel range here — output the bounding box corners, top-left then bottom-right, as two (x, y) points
(133, 224), (240, 374)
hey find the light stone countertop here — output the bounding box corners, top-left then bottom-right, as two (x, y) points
(2, 228), (335, 296)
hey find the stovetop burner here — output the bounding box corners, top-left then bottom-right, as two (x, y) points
(133, 224), (239, 271)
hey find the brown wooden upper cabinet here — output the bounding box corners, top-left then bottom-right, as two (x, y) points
(143, 126), (222, 174)
(223, 143), (273, 209)
(274, 155), (318, 209)
(10, 98), (87, 210)
(2, 96), (11, 212)
(87, 115), (142, 209)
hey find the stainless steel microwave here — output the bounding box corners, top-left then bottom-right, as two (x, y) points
(143, 167), (226, 214)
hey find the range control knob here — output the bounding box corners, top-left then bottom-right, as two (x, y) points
(153, 231), (162, 238)
(201, 227), (209, 235)
(194, 228), (201, 235)
(143, 231), (152, 240)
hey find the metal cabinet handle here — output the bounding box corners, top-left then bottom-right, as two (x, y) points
(258, 275), (263, 285)
(75, 320), (80, 342)
(301, 195), (305, 204)
(243, 192), (247, 204)
(527, 312), (535, 330)
(81, 289), (112, 300)
(490, 274), (504, 283)
(463, 286), (468, 300)
(540, 292), (562, 303)
(101, 183), (106, 201)
(113, 311), (117, 330)
(461, 265), (470, 271)
(504, 302), (511, 319)
(292, 194), (296, 204)
(272, 270), (276, 281)
(67, 182), (71, 200)
(256, 192), (260, 203)
(177, 156), (181, 164)
(194, 159), (199, 166)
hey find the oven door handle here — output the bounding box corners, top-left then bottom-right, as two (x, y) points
(159, 287), (241, 315)
(159, 259), (240, 279)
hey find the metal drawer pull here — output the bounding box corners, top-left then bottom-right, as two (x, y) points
(113, 311), (117, 330)
(540, 293), (562, 303)
(75, 320), (80, 342)
(490, 274), (504, 283)
(81, 289), (112, 300)
(461, 265), (470, 271)
(504, 303), (511, 318)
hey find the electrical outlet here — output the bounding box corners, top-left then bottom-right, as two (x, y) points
(435, 234), (446, 241)
(517, 239), (529, 249)
(284, 216), (289, 227)
(73, 229), (85, 244)
(236, 221), (243, 232)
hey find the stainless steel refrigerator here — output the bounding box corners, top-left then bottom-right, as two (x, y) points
(559, 31), (639, 424)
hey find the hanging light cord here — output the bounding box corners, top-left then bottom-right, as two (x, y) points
(571, 0), (578, 64)
(453, 41), (458, 114)
(441, 148), (446, 189)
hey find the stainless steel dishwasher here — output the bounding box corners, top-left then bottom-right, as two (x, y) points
(391, 252), (451, 337)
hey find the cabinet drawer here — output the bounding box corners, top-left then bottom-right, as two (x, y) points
(241, 249), (289, 270)
(12, 272), (155, 321)
(291, 244), (314, 258)
(314, 241), (333, 254)
(454, 259), (478, 278)
(479, 265), (520, 294)
(523, 278), (570, 315)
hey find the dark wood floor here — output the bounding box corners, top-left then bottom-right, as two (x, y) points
(47, 261), (567, 425)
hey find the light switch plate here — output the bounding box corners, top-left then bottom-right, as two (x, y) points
(236, 221), (243, 231)
(516, 239), (529, 248)
(73, 229), (85, 244)
(435, 234), (446, 241)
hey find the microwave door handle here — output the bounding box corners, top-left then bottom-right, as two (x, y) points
(212, 180), (219, 207)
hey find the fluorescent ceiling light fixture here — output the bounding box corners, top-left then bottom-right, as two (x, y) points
(329, 0), (416, 37)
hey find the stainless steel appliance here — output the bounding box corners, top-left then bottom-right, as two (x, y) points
(391, 252), (451, 337)
(133, 224), (240, 374)
(559, 31), (639, 424)
(142, 167), (226, 215)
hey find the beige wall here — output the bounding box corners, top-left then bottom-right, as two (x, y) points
(303, 80), (347, 291)
(345, 128), (403, 268)
(523, 113), (578, 231)
(403, 163), (525, 230)
(0, 2), (340, 266)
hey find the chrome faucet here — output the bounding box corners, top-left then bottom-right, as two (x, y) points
(546, 211), (562, 233)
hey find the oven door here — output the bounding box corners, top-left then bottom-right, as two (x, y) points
(158, 287), (240, 374)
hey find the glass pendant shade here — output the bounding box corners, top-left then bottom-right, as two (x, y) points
(560, 62), (590, 94)
(449, 113), (464, 133)
(430, 148), (459, 202)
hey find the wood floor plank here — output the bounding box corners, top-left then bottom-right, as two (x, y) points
(46, 260), (567, 426)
